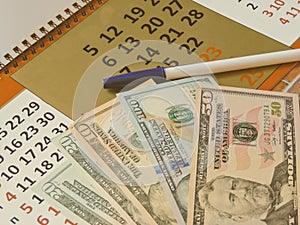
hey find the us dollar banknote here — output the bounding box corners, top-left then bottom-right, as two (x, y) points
(188, 86), (300, 225)
(52, 130), (156, 225)
(117, 76), (218, 224)
(33, 162), (126, 225)
(71, 98), (176, 225)
(70, 79), (186, 225)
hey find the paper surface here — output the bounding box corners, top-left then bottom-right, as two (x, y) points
(0, 0), (77, 62)
(0, 90), (74, 224)
(11, 0), (289, 119)
(193, 0), (300, 46)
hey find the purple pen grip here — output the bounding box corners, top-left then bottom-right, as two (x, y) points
(102, 67), (166, 89)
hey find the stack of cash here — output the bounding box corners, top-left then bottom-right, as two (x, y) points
(33, 75), (300, 225)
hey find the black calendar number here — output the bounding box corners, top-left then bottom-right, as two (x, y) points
(35, 136), (51, 152)
(35, 160), (54, 177)
(20, 125), (39, 141)
(160, 28), (184, 43)
(118, 66), (131, 74)
(179, 37), (204, 54)
(4, 139), (23, 155)
(181, 9), (204, 26)
(141, 17), (164, 34)
(19, 149), (36, 166)
(83, 44), (99, 56)
(1, 164), (20, 182)
(16, 176), (37, 192)
(36, 112), (55, 127)
(143, 0), (160, 6)
(102, 55), (117, 67)
(247, 3), (258, 10)
(0, 127), (8, 141)
(124, 7), (145, 24)
(51, 122), (69, 135)
(21, 102), (40, 117)
(137, 47), (160, 65)
(162, 0), (183, 17)
(32, 194), (45, 205)
(100, 26), (124, 43)
(5, 115), (25, 131)
(163, 57), (179, 66)
(50, 152), (64, 163)
(125, 36), (140, 47)
(118, 36), (141, 54)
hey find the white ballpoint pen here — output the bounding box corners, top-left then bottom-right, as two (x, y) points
(103, 48), (300, 89)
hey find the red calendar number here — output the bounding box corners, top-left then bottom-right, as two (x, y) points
(20, 203), (33, 214)
(37, 215), (49, 225)
(199, 47), (223, 62)
(240, 69), (265, 87)
(6, 191), (17, 202)
(65, 219), (78, 225)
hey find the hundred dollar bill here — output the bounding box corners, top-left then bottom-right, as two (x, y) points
(117, 76), (218, 224)
(188, 86), (300, 225)
(33, 162), (123, 225)
(52, 130), (152, 225)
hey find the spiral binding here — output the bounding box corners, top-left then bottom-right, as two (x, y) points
(0, 0), (107, 77)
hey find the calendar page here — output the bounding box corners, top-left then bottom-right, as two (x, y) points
(193, 0), (300, 46)
(11, 0), (289, 119)
(0, 89), (83, 225)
